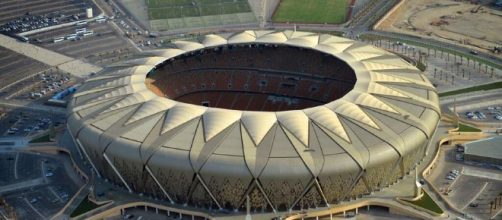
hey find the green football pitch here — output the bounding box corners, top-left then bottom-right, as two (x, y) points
(147, 0), (252, 20)
(272, 0), (350, 24)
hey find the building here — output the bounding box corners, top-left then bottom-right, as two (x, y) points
(67, 30), (440, 213)
(463, 136), (502, 166)
(495, 0), (502, 8)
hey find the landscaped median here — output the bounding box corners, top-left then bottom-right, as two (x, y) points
(70, 195), (102, 218)
(70, 194), (112, 218)
(397, 189), (445, 217)
(438, 81), (502, 97)
(29, 134), (51, 143)
(457, 123), (481, 132)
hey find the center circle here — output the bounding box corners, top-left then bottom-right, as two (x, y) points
(145, 44), (356, 111)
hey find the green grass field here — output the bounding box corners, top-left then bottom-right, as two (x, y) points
(272, 0), (350, 24)
(458, 123), (481, 132)
(439, 81), (502, 97)
(29, 134), (51, 143)
(70, 196), (103, 217)
(407, 190), (444, 215)
(147, 0), (252, 20)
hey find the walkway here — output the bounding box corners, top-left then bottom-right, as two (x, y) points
(0, 99), (66, 115)
(0, 177), (46, 194)
(463, 168), (502, 181)
(0, 34), (101, 78)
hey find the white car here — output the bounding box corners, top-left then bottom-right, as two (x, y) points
(45, 172), (54, 177)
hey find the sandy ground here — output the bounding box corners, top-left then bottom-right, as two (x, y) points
(376, 0), (502, 57)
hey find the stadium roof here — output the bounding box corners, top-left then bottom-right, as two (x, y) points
(464, 136), (502, 160)
(68, 30), (440, 173)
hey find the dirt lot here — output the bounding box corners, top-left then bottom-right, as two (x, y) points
(376, 0), (502, 57)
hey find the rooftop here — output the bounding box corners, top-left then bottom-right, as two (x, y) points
(464, 136), (502, 159)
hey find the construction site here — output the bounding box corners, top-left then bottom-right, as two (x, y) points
(376, 0), (502, 56)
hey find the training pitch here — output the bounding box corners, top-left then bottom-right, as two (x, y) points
(146, 0), (256, 31)
(272, 0), (350, 24)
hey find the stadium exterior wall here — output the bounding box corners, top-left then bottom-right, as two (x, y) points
(67, 30), (440, 212)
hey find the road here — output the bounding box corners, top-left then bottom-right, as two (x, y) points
(349, 0), (399, 31)
(0, 34), (102, 78)
(0, 177), (46, 194)
(369, 31), (502, 68)
(440, 89), (502, 113)
(0, 99), (66, 115)
(463, 168), (502, 181)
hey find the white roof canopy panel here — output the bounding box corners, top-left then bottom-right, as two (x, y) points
(68, 31), (440, 196)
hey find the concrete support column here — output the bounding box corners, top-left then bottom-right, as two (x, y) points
(356, 207), (358, 214)
(156, 208), (158, 214)
(144, 206), (147, 211)
(330, 213), (333, 220)
(167, 210), (170, 216)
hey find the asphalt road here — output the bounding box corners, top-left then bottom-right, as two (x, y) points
(0, 99), (66, 114)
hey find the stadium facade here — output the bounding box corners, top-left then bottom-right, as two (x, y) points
(67, 30), (440, 212)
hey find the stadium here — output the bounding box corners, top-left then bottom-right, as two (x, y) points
(67, 30), (440, 213)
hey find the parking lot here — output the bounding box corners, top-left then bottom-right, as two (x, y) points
(428, 144), (502, 220)
(0, 46), (50, 90)
(0, 109), (65, 138)
(16, 72), (73, 102)
(448, 175), (490, 209)
(0, 152), (18, 185)
(428, 145), (465, 194)
(27, 21), (136, 65)
(462, 180), (502, 219)
(463, 106), (502, 122)
(0, 152), (81, 220)
(1, 69), (75, 102)
(0, 0), (99, 33)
